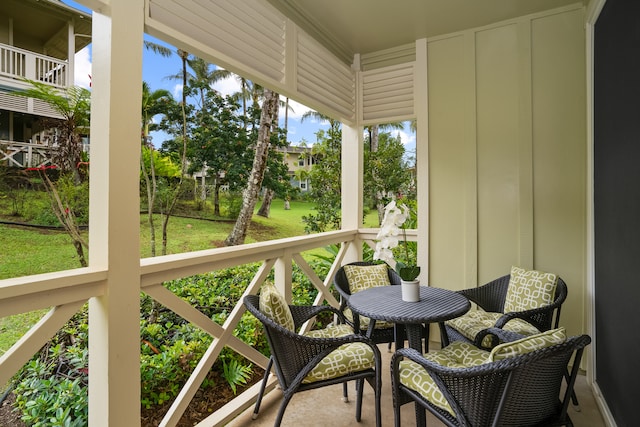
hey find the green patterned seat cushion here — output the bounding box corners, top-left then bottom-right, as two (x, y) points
(344, 264), (390, 294)
(445, 310), (540, 347)
(504, 266), (558, 313)
(304, 324), (354, 339)
(398, 342), (491, 415)
(343, 307), (395, 330)
(302, 338), (375, 384)
(490, 327), (566, 361)
(259, 284), (295, 331)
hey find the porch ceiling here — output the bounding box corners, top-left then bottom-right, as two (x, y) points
(266, 0), (586, 63)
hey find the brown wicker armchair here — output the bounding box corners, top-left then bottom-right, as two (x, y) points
(334, 261), (428, 351)
(445, 273), (568, 349)
(391, 331), (591, 427)
(244, 294), (382, 427)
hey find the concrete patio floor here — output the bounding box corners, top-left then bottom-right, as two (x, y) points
(227, 342), (605, 427)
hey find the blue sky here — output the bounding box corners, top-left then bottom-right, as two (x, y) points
(63, 1), (415, 153)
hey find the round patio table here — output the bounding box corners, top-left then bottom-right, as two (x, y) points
(347, 285), (471, 352)
(348, 285), (470, 427)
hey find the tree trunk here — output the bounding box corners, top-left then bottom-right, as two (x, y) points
(141, 146), (157, 257)
(257, 188), (274, 217)
(225, 89), (279, 246)
(214, 178), (221, 217)
(370, 125), (386, 223)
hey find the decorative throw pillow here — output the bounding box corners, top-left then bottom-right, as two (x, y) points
(259, 283), (295, 331)
(504, 266), (558, 313)
(344, 264), (390, 294)
(489, 327), (566, 361)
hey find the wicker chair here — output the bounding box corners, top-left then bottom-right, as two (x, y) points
(244, 294), (382, 427)
(334, 261), (426, 351)
(391, 332), (591, 427)
(445, 274), (568, 349)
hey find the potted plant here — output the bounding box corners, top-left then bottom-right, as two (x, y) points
(373, 200), (421, 301)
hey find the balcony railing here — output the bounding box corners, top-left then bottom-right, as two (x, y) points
(0, 43), (68, 88)
(0, 228), (413, 426)
(0, 140), (90, 169)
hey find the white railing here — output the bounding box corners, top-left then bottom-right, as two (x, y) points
(0, 141), (56, 169)
(0, 229), (419, 426)
(0, 140), (91, 169)
(0, 43), (68, 88)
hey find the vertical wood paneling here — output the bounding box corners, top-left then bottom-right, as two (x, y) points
(475, 23), (520, 281)
(426, 6), (586, 325)
(427, 35), (469, 290)
(531, 9), (586, 335)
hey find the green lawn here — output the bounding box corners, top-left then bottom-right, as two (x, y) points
(0, 197), (380, 354)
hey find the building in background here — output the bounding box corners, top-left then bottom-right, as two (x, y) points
(0, 0), (91, 168)
(278, 144), (314, 192)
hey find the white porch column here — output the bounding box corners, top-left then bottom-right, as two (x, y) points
(88, 1), (143, 426)
(341, 123), (364, 261)
(67, 19), (75, 87)
(415, 38), (430, 282)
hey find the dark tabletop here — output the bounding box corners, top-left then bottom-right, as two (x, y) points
(347, 285), (470, 325)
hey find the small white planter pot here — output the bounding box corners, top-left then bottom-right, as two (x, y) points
(401, 280), (420, 302)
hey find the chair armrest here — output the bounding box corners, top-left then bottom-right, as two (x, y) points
(493, 302), (561, 330)
(289, 304), (345, 329)
(458, 275), (510, 313)
(476, 327), (526, 345)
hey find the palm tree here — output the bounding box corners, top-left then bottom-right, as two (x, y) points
(225, 88), (279, 245)
(13, 80), (91, 266)
(141, 81), (174, 257)
(256, 95), (296, 217)
(367, 122), (405, 222)
(14, 80), (91, 184)
(143, 40), (190, 255)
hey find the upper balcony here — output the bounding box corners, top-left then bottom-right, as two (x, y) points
(0, 43), (69, 90)
(0, 0), (92, 92)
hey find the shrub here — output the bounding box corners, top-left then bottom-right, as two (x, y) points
(11, 261), (328, 424)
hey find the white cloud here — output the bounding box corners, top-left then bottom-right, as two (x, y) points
(74, 46), (92, 89)
(173, 83), (183, 99)
(281, 97), (314, 120)
(212, 75), (242, 97)
(394, 129), (416, 146)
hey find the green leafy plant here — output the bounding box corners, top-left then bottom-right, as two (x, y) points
(221, 358), (253, 395)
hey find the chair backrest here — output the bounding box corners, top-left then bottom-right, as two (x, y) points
(431, 334), (590, 426)
(244, 294), (308, 389)
(333, 261), (401, 300)
(461, 274), (568, 332)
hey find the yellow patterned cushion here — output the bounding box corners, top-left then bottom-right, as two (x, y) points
(490, 327), (566, 361)
(259, 284), (295, 331)
(302, 339), (375, 384)
(343, 307), (395, 330)
(344, 264), (390, 294)
(398, 342), (490, 415)
(445, 310), (541, 347)
(304, 324), (354, 339)
(504, 266), (558, 313)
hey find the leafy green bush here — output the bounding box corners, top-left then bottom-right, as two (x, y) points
(11, 261), (328, 424)
(12, 311), (89, 427)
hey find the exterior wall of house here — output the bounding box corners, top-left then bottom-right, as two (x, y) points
(0, 19), (9, 44)
(280, 146), (313, 191)
(426, 5), (587, 337)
